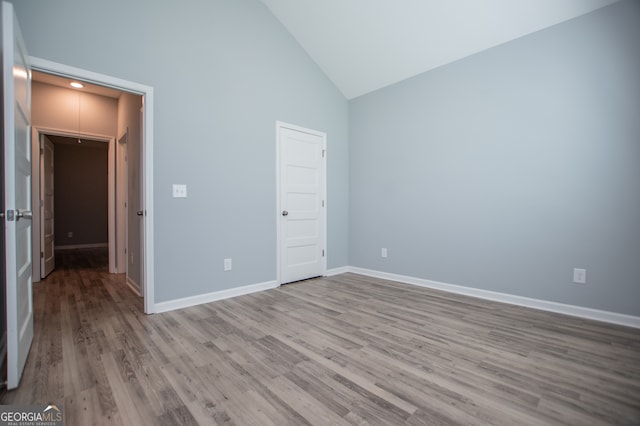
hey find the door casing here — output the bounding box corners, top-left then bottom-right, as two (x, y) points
(276, 121), (327, 285)
(40, 135), (55, 278)
(31, 129), (115, 279)
(29, 57), (156, 314)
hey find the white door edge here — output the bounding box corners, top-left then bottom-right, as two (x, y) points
(275, 121), (327, 285)
(3, 0), (33, 389)
(29, 56), (156, 314)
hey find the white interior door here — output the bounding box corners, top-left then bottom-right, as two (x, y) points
(40, 136), (54, 277)
(278, 123), (326, 284)
(3, 1), (34, 390)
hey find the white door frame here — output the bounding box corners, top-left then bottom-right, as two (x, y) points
(116, 130), (128, 277)
(29, 57), (156, 314)
(31, 128), (115, 279)
(275, 121), (327, 285)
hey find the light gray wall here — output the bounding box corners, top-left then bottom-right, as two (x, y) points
(12, 0), (349, 303)
(349, 0), (640, 316)
(54, 142), (109, 247)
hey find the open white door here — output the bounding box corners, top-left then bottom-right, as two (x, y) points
(3, 1), (34, 390)
(40, 136), (54, 277)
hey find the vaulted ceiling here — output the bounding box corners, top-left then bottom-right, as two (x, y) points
(259, 0), (620, 99)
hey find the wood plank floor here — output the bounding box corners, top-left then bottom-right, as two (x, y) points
(2, 248), (640, 425)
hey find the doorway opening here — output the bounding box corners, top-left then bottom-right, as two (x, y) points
(40, 134), (110, 279)
(29, 58), (155, 314)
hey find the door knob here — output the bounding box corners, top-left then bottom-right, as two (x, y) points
(137, 210), (144, 216)
(282, 211), (288, 216)
(16, 209), (32, 220)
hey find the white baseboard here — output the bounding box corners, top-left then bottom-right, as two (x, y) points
(155, 280), (280, 314)
(126, 276), (142, 297)
(326, 266), (350, 276)
(348, 267), (640, 329)
(55, 243), (108, 250)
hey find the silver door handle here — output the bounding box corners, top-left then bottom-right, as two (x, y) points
(282, 211), (288, 216)
(137, 210), (144, 216)
(17, 209), (32, 220)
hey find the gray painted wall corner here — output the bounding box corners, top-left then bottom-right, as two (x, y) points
(348, 0), (640, 316)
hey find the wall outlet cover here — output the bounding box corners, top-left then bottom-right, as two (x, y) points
(172, 184), (187, 198)
(573, 268), (587, 284)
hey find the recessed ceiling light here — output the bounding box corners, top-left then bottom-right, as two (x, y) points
(70, 82), (84, 89)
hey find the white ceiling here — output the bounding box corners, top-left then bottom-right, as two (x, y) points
(259, 0), (620, 99)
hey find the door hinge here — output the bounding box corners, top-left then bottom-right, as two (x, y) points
(322, 200), (325, 207)
(40, 251), (44, 259)
(322, 149), (326, 158)
(40, 148), (44, 155)
(322, 249), (325, 257)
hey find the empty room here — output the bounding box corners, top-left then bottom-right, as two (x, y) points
(2, 0), (639, 424)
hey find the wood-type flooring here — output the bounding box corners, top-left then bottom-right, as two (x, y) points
(2, 248), (640, 425)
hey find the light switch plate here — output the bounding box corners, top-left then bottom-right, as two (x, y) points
(172, 184), (187, 198)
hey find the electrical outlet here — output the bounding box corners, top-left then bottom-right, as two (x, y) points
(224, 258), (232, 271)
(67, 231), (73, 238)
(573, 268), (586, 284)
(381, 248), (388, 258)
(172, 184), (187, 198)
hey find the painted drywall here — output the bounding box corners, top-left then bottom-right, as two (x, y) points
(12, 0), (349, 303)
(117, 93), (144, 289)
(349, 0), (640, 316)
(31, 82), (118, 137)
(54, 142), (109, 247)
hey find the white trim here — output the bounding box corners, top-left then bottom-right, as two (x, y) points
(55, 243), (108, 250)
(326, 266), (349, 276)
(141, 91), (155, 314)
(155, 280), (280, 314)
(30, 57), (151, 95)
(32, 127), (116, 275)
(348, 267), (640, 329)
(126, 277), (142, 297)
(30, 56), (156, 314)
(115, 130), (128, 274)
(276, 121), (328, 285)
(30, 129), (41, 282)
